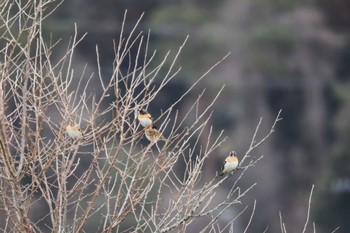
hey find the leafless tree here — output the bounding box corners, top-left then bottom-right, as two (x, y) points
(0, 1), (285, 232)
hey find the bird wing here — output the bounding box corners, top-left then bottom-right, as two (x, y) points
(221, 161), (226, 172)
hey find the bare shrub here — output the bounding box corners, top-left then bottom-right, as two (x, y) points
(0, 1), (282, 232)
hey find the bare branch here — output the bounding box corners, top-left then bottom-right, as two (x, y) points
(302, 184), (315, 233)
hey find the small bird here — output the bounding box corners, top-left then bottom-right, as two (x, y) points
(144, 124), (166, 143)
(65, 123), (83, 139)
(219, 151), (239, 177)
(137, 109), (153, 128)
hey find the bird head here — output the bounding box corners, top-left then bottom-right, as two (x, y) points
(229, 151), (237, 157)
(68, 122), (80, 129)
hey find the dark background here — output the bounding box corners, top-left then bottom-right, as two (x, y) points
(39, 0), (350, 232)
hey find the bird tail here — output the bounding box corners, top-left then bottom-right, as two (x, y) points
(215, 173), (224, 179)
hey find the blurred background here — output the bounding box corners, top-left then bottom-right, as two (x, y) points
(41, 0), (349, 232)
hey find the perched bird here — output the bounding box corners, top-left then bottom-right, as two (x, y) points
(137, 109), (153, 128)
(219, 151), (239, 177)
(65, 123), (83, 139)
(144, 124), (166, 143)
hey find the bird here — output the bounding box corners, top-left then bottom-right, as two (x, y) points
(219, 151), (239, 177)
(144, 124), (166, 143)
(65, 123), (83, 139)
(137, 109), (153, 128)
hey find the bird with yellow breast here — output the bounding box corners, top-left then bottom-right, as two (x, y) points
(137, 109), (153, 128)
(65, 123), (83, 139)
(219, 151), (239, 177)
(144, 124), (166, 143)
